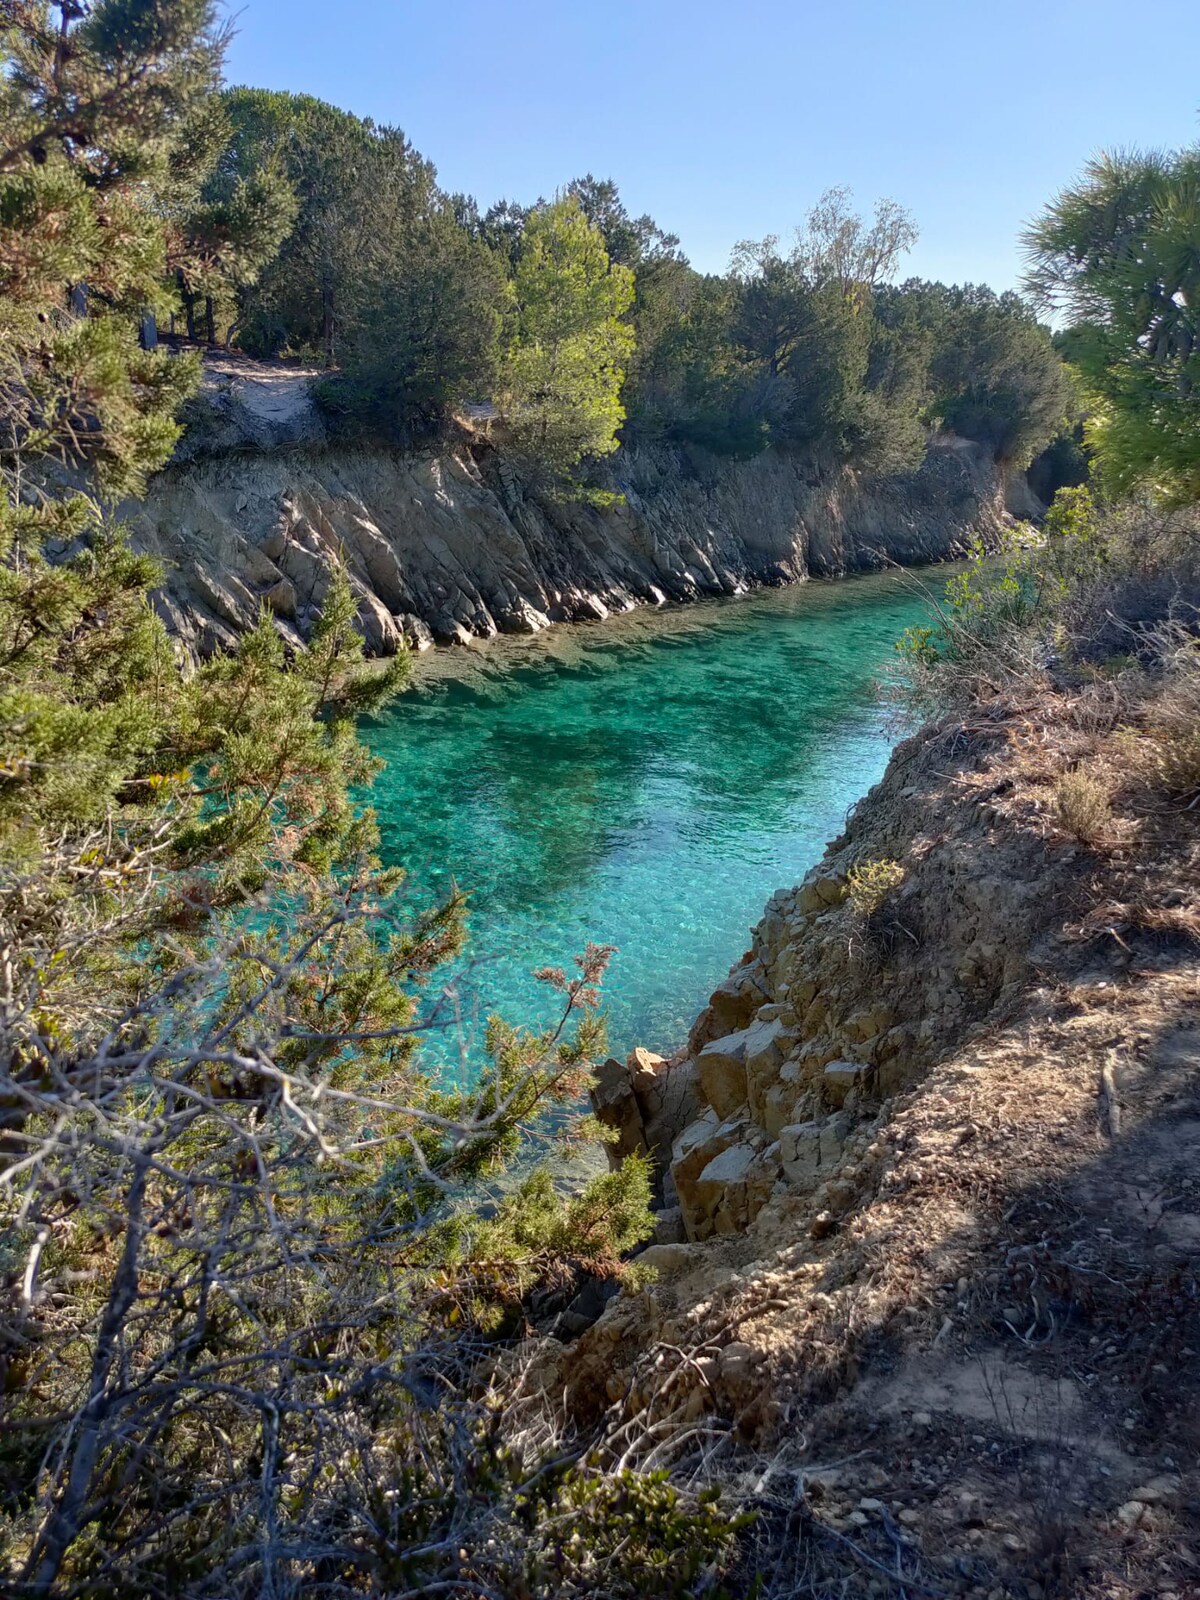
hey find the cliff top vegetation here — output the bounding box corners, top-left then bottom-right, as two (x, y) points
(158, 81), (1075, 487)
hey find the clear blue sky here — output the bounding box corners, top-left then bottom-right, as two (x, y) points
(221, 0), (1200, 292)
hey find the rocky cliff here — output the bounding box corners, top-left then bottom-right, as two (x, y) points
(572, 663), (1200, 1594)
(125, 359), (1018, 661)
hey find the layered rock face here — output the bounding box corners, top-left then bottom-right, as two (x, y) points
(594, 718), (1076, 1246)
(125, 398), (1014, 663)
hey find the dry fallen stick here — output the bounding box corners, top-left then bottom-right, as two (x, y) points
(1100, 1056), (1122, 1138)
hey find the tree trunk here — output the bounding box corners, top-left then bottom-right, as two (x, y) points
(24, 1165), (148, 1591)
(204, 296), (216, 346)
(322, 277), (335, 367)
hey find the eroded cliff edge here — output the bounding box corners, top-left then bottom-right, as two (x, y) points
(573, 673), (1200, 1593)
(125, 363), (1020, 660)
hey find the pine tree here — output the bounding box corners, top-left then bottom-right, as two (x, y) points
(498, 195), (635, 478)
(1, 10), (653, 1593)
(164, 95), (298, 344)
(1025, 143), (1200, 502)
(0, 0), (223, 499)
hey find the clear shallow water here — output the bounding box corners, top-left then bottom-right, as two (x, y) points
(363, 569), (944, 1075)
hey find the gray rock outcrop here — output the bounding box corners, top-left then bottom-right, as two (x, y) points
(123, 422), (1021, 664)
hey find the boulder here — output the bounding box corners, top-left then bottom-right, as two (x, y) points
(638, 1059), (700, 1186)
(587, 1050), (700, 1202)
(779, 1111), (851, 1190)
(780, 1121), (823, 1187)
(823, 1060), (865, 1107)
(845, 1006), (895, 1043)
(797, 871), (848, 916)
(761, 1078), (800, 1139)
(186, 561), (260, 630)
(429, 612), (475, 646)
(742, 1016), (790, 1118)
(688, 957), (767, 1051)
(652, 1205), (686, 1245)
(627, 1045), (667, 1095)
(638, 1242), (700, 1275)
(396, 612), (435, 651)
(690, 1140), (778, 1239)
(670, 1112), (746, 1240)
(696, 1030), (752, 1118)
(589, 1057), (648, 1168)
(354, 589), (403, 655)
(718, 1340), (765, 1383)
(263, 577), (297, 618)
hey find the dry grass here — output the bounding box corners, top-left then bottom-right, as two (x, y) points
(1139, 635), (1200, 806)
(1052, 766), (1114, 846)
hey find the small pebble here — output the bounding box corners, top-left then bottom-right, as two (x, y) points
(1115, 1500), (1146, 1529)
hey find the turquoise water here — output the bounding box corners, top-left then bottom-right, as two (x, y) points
(364, 569), (941, 1074)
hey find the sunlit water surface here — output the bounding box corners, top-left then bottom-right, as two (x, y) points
(363, 569), (946, 1075)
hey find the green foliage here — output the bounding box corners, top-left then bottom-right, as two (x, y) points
(531, 1470), (748, 1597)
(223, 88), (503, 438)
(895, 485), (1122, 703)
(1040, 483), (1112, 587)
(1027, 421), (1091, 504)
(0, 0), (221, 497)
(720, 190), (925, 468)
(473, 1153), (655, 1277)
(875, 280), (1071, 467)
(639, 272), (775, 456)
(0, 18), (666, 1596)
(163, 94), (297, 341)
(162, 104), (1070, 480)
(623, 187), (1064, 472)
(320, 204), (504, 441)
(1025, 143), (1200, 502)
(897, 526), (1043, 677)
(498, 195), (635, 477)
(846, 856), (906, 917)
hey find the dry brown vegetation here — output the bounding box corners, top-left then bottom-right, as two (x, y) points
(1051, 767), (1113, 845)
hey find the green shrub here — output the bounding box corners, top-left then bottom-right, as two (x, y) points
(847, 856), (906, 916)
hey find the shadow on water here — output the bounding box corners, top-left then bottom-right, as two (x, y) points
(362, 567), (952, 1069)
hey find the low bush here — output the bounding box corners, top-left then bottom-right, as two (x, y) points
(896, 489), (1200, 713)
(847, 856), (907, 916)
(1052, 767), (1113, 845)
(1129, 630), (1200, 806)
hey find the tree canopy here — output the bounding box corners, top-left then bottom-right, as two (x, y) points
(0, 9), (664, 1593)
(167, 101), (1068, 484)
(498, 195), (635, 475)
(1025, 143), (1200, 503)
